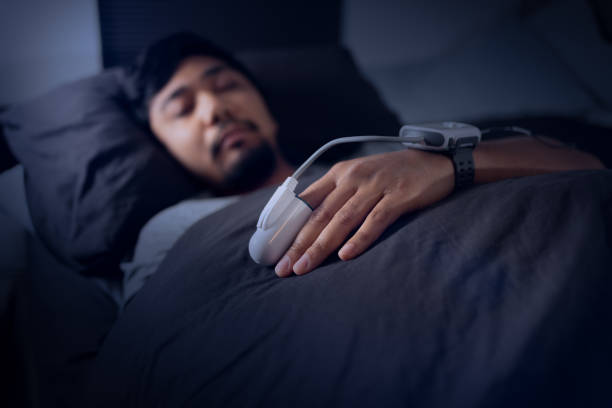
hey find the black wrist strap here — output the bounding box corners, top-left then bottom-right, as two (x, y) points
(451, 146), (475, 190)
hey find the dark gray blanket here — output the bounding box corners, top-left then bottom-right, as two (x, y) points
(86, 170), (612, 407)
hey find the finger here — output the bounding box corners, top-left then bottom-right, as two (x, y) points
(275, 185), (355, 277)
(337, 194), (403, 261)
(292, 190), (383, 275)
(298, 172), (336, 209)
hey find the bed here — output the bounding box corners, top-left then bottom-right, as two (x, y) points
(87, 169), (612, 407)
(1, 13), (612, 408)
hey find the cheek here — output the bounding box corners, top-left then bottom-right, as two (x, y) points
(160, 124), (204, 159)
(157, 123), (216, 174)
(233, 92), (277, 141)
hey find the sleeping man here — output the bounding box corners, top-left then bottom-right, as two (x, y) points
(123, 32), (604, 294)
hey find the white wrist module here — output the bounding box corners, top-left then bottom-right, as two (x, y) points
(399, 122), (481, 151)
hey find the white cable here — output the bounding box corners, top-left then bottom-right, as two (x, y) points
(292, 135), (423, 180)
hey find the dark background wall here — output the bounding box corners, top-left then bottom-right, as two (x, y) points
(98, 0), (342, 67)
(1, 0), (612, 122)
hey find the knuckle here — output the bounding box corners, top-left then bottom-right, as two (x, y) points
(310, 239), (330, 256)
(335, 208), (355, 227)
(288, 236), (309, 254)
(354, 230), (373, 245)
(311, 206), (334, 225)
(330, 160), (348, 175)
(370, 207), (390, 223)
(346, 161), (369, 178)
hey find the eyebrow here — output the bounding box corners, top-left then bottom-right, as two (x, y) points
(160, 64), (229, 112)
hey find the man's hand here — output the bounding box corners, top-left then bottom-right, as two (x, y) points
(272, 135), (605, 277)
(274, 149), (454, 277)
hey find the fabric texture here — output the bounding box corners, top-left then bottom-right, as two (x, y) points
(119, 164), (331, 306)
(86, 170), (612, 408)
(120, 194), (238, 306)
(1, 69), (204, 273)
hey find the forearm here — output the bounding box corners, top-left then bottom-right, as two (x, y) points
(473, 136), (605, 184)
(277, 136), (605, 276)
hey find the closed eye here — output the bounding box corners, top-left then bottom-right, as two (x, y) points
(217, 81), (239, 92)
(173, 100), (194, 118)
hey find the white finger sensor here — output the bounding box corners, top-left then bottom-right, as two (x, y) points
(248, 177), (312, 265)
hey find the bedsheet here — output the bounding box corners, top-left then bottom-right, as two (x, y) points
(86, 170), (612, 407)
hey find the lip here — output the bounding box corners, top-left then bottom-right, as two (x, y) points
(218, 126), (252, 151)
(222, 130), (249, 150)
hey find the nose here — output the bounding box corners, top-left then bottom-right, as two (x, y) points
(194, 90), (231, 126)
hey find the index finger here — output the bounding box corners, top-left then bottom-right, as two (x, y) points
(298, 172), (336, 209)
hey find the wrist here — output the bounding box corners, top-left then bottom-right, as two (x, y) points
(416, 149), (455, 191)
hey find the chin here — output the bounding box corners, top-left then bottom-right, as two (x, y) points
(220, 141), (277, 193)
(222, 145), (255, 173)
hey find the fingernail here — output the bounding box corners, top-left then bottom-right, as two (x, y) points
(293, 253), (311, 275)
(339, 243), (355, 259)
(275, 255), (291, 277)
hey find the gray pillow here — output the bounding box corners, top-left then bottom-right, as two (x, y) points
(1, 69), (203, 273)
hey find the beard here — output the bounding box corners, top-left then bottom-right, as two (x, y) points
(218, 141), (277, 194)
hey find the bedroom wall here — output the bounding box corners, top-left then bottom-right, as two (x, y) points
(342, 0), (612, 123)
(1, 0), (610, 124)
(97, 0), (342, 68)
(0, 0), (102, 105)
(341, 0), (523, 70)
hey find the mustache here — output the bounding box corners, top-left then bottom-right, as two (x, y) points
(211, 119), (258, 159)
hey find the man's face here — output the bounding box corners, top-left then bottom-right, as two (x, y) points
(149, 56), (279, 191)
